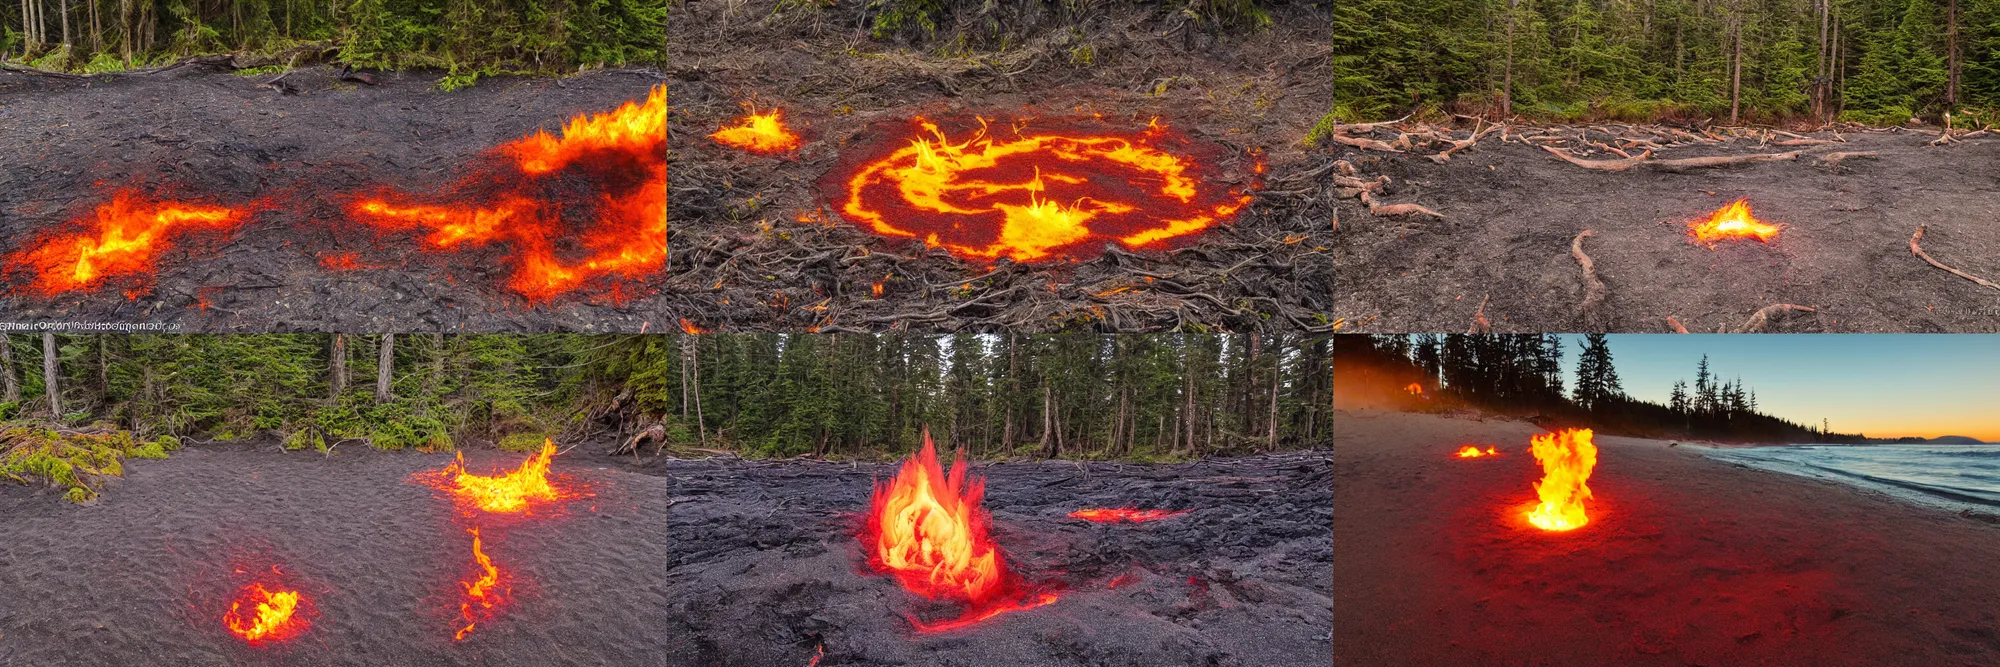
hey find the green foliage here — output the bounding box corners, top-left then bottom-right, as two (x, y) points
(0, 425), (161, 503)
(498, 431), (550, 453)
(1304, 109), (1341, 148)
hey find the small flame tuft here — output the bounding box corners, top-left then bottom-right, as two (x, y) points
(1526, 428), (1597, 531)
(223, 580), (310, 646)
(711, 108), (804, 154)
(1689, 199), (1781, 245)
(1455, 445), (1500, 458)
(419, 439), (572, 515)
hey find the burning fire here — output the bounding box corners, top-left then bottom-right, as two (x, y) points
(863, 431), (1056, 631)
(351, 85), (666, 301)
(1455, 445), (1499, 458)
(710, 108), (803, 154)
(1068, 508), (1190, 523)
(7, 191), (249, 296)
(1526, 428), (1598, 531)
(223, 581), (310, 645)
(1406, 383), (1423, 395)
(455, 527), (509, 641)
(420, 439), (570, 515)
(831, 116), (1252, 263)
(1689, 199), (1781, 245)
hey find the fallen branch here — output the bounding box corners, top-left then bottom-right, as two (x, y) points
(1427, 123), (1498, 163)
(1648, 151), (1801, 172)
(1330, 114), (1411, 135)
(1542, 145), (1651, 171)
(1734, 304), (1816, 333)
(1910, 224), (2000, 292)
(1816, 151), (1879, 165)
(1467, 295), (1492, 334)
(1665, 316), (1690, 334)
(1772, 138), (1837, 146)
(1359, 190), (1443, 218)
(1330, 133), (1403, 153)
(1571, 230), (1606, 317)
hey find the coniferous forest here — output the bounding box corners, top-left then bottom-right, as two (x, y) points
(1334, 334), (1857, 443)
(0, 333), (1329, 500)
(0, 0), (665, 76)
(1331, 0), (2000, 124)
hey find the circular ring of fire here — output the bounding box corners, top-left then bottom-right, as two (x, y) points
(821, 115), (1255, 264)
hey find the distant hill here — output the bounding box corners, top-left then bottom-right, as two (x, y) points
(1926, 436), (1987, 444)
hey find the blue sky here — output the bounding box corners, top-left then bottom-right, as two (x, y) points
(1556, 335), (2000, 441)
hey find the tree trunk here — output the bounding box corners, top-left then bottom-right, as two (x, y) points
(119, 0), (130, 63)
(1040, 383), (1059, 459)
(686, 335), (707, 446)
(0, 334), (18, 404)
(42, 333), (61, 417)
(374, 334), (394, 403)
(1946, 0), (1960, 107)
(1183, 347), (1197, 457)
(1729, 0), (1743, 124)
(329, 334), (347, 399)
(59, 0), (69, 48)
(1267, 343), (1282, 449)
(1502, 0), (1516, 117)
(96, 335), (109, 403)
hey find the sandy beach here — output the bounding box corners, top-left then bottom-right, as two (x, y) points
(1335, 409), (2000, 667)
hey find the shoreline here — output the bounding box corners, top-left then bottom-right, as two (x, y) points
(1334, 409), (2000, 666)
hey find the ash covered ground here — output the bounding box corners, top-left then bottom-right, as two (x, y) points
(1331, 126), (2000, 333)
(667, 1), (1334, 333)
(664, 453), (1332, 666)
(0, 64), (666, 332)
(0, 442), (675, 666)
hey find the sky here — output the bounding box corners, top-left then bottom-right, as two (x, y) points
(1555, 335), (2000, 442)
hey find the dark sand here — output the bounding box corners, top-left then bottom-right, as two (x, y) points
(0, 444), (675, 666)
(1335, 410), (2000, 666)
(1331, 131), (2000, 333)
(667, 0), (1334, 332)
(0, 65), (666, 332)
(665, 453), (1332, 666)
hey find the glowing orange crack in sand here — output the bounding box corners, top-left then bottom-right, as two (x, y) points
(8, 191), (249, 296)
(1455, 445), (1499, 458)
(1068, 508), (1190, 523)
(836, 116), (1251, 263)
(455, 527), (509, 641)
(223, 581), (310, 645)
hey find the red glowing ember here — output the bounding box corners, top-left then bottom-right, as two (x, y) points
(830, 116), (1252, 263)
(455, 527), (509, 641)
(1526, 428), (1597, 531)
(351, 85), (666, 301)
(1068, 508), (1190, 523)
(6, 190), (249, 296)
(223, 580), (311, 646)
(710, 108), (803, 154)
(418, 439), (573, 515)
(864, 431), (1056, 631)
(1689, 199), (1781, 245)
(1455, 445), (1499, 458)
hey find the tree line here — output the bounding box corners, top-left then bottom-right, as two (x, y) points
(0, 0), (665, 77)
(1337, 334), (1850, 442)
(0, 333), (1329, 459)
(1331, 0), (2000, 124)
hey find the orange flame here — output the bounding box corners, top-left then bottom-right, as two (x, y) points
(864, 431), (1055, 630)
(455, 527), (509, 641)
(1455, 445), (1500, 458)
(834, 116), (1251, 263)
(422, 439), (569, 515)
(680, 318), (707, 334)
(711, 109), (804, 154)
(1068, 508), (1189, 523)
(871, 274), (888, 298)
(1689, 199), (1781, 245)
(351, 85), (666, 301)
(1405, 383), (1423, 395)
(7, 191), (248, 296)
(1526, 428), (1597, 531)
(223, 582), (310, 645)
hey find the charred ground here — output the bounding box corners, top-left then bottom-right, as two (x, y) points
(0, 63), (667, 332)
(667, 0), (1334, 333)
(663, 452), (1332, 667)
(1329, 126), (2000, 333)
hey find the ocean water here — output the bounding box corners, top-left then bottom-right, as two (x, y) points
(1703, 444), (2000, 512)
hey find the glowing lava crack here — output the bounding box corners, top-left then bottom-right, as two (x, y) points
(829, 116), (1253, 263)
(6, 190), (250, 296)
(351, 85), (666, 301)
(863, 432), (1058, 631)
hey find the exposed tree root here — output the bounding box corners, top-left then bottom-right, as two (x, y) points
(1570, 230), (1606, 319)
(1733, 304), (1816, 333)
(1330, 133), (1403, 153)
(1665, 316), (1690, 333)
(1359, 191), (1443, 219)
(1467, 295), (1491, 334)
(1910, 224), (2000, 292)
(1427, 123), (1499, 163)
(1541, 145), (1651, 171)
